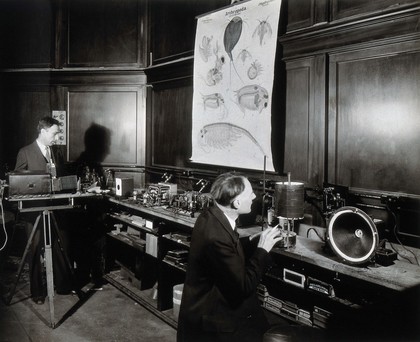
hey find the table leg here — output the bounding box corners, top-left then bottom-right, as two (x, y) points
(43, 210), (55, 328)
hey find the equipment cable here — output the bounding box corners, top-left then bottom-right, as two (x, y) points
(386, 204), (419, 266)
(306, 227), (326, 242)
(0, 192), (8, 251)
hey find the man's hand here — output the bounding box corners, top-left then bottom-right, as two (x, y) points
(256, 226), (283, 252)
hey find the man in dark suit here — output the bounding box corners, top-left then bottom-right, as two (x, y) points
(15, 117), (61, 171)
(15, 116), (71, 304)
(177, 172), (282, 342)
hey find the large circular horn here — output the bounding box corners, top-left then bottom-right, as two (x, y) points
(327, 206), (378, 265)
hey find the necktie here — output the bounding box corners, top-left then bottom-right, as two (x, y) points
(45, 146), (52, 163)
(233, 227), (239, 239)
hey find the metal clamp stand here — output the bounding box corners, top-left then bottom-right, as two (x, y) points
(6, 204), (78, 328)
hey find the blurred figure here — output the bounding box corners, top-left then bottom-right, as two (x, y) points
(74, 123), (111, 183)
(71, 123), (111, 290)
(177, 172), (282, 342)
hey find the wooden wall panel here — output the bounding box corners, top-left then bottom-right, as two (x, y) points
(284, 66), (310, 181)
(151, 82), (193, 168)
(328, 40), (420, 194)
(331, 0), (420, 21)
(2, 87), (51, 170)
(286, 0), (315, 31)
(67, 86), (146, 166)
(149, 0), (229, 64)
(67, 0), (143, 67)
(284, 56), (325, 186)
(0, 0), (53, 68)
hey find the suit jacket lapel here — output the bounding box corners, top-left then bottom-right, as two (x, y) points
(29, 141), (49, 169)
(209, 205), (241, 246)
(30, 141), (46, 162)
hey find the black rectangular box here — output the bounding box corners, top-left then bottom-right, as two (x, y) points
(8, 171), (51, 196)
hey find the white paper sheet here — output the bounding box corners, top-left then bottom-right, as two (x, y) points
(190, 0), (282, 172)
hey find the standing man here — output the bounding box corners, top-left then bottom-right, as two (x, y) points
(15, 116), (61, 172)
(177, 172), (282, 342)
(15, 116), (71, 304)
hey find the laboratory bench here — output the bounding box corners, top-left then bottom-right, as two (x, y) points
(103, 196), (420, 338)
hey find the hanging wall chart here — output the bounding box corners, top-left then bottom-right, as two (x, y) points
(190, 0), (282, 172)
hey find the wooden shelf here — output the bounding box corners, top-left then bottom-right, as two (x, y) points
(162, 259), (187, 273)
(104, 269), (177, 329)
(162, 233), (190, 248)
(107, 232), (146, 252)
(106, 197), (420, 337)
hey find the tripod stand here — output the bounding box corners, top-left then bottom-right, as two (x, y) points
(6, 199), (80, 328)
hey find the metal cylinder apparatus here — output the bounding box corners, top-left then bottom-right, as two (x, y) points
(274, 181), (305, 219)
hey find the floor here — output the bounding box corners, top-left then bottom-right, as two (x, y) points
(0, 257), (176, 342)
(0, 220), (316, 342)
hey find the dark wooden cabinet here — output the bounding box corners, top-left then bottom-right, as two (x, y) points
(66, 0), (147, 67)
(149, 77), (193, 169)
(265, 237), (420, 340)
(279, 1), (420, 233)
(104, 199), (196, 328)
(104, 198), (420, 338)
(0, 0), (54, 68)
(283, 56), (326, 186)
(286, 0), (328, 32)
(330, 0), (420, 21)
(1, 84), (53, 170)
(327, 40), (420, 194)
(2, 0), (420, 229)
(148, 0), (229, 65)
(1, 72), (147, 171)
(285, 0), (420, 33)
(0, 0), (147, 69)
(281, 2), (420, 197)
(158, 225), (189, 313)
(66, 84), (146, 166)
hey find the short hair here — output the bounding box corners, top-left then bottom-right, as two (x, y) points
(210, 172), (246, 206)
(37, 116), (60, 134)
